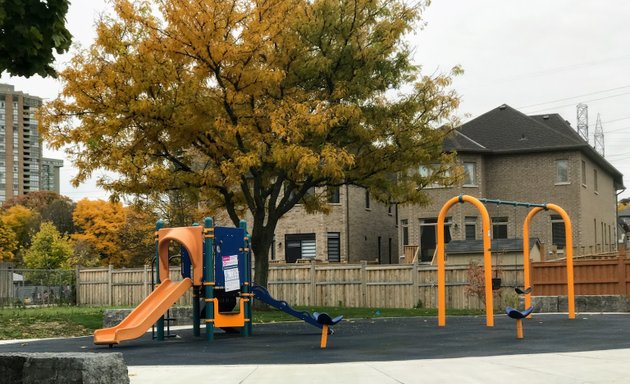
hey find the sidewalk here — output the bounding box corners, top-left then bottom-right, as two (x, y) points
(128, 348), (630, 384)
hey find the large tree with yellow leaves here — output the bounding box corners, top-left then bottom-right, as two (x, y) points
(41, 0), (461, 287)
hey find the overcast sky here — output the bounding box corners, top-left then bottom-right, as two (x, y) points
(2, 0), (630, 201)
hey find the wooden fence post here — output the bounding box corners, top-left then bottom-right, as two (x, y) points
(143, 265), (148, 298)
(310, 262), (317, 306)
(618, 256), (627, 296)
(108, 265), (113, 307)
(412, 263), (419, 308)
(360, 261), (367, 307)
(75, 265), (81, 306)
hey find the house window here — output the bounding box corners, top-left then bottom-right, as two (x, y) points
(463, 162), (477, 186)
(401, 219), (409, 246)
(365, 189), (370, 209)
(551, 215), (566, 250)
(581, 160), (587, 186)
(492, 217), (508, 239)
(327, 232), (340, 262)
(555, 160), (569, 184)
(285, 233), (316, 263)
(327, 186), (340, 204)
(419, 217), (451, 262)
(419, 165), (439, 188)
(594, 169), (598, 192)
(465, 216), (477, 240)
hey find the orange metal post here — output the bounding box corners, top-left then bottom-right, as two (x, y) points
(320, 325), (329, 349)
(546, 204), (575, 319)
(438, 195), (493, 327)
(523, 207), (543, 310)
(522, 204), (575, 320)
(516, 319), (523, 339)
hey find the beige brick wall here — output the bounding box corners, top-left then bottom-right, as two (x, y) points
(272, 186), (398, 263)
(398, 150), (619, 259)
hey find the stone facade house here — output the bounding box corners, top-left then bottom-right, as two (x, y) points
(399, 104), (625, 263)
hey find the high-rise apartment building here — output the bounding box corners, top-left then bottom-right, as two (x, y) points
(0, 84), (64, 202)
(41, 157), (64, 194)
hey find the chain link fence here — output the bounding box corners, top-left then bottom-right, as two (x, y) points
(0, 265), (76, 308)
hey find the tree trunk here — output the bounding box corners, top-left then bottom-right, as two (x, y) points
(251, 228), (274, 289)
(250, 229), (274, 310)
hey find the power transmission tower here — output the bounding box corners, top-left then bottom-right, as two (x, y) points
(576, 103), (589, 142)
(594, 113), (605, 156)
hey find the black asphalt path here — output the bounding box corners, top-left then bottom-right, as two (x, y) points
(1, 314), (629, 366)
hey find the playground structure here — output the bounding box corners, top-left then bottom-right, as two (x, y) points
(436, 195), (575, 327)
(94, 218), (342, 346)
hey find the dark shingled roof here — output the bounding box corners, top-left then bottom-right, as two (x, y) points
(445, 238), (540, 254)
(444, 104), (624, 190)
(442, 131), (488, 153)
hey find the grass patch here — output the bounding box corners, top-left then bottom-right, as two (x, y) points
(0, 306), (104, 340)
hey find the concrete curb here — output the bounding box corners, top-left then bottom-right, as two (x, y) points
(0, 352), (129, 384)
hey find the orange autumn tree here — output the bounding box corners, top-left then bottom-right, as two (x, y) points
(40, 0), (461, 288)
(72, 199), (127, 266)
(71, 199), (156, 267)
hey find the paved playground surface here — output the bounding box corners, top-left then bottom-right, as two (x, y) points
(1, 313), (629, 383)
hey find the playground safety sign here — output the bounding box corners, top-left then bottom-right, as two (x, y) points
(222, 255), (240, 292)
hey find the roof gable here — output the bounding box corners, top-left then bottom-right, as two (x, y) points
(458, 105), (585, 152)
(450, 104), (624, 190)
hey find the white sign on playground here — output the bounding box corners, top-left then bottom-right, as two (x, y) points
(223, 255), (240, 292)
(222, 255), (238, 268)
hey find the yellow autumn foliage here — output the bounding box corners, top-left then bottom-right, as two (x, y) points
(40, 0), (461, 286)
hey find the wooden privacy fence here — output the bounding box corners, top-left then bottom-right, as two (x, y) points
(77, 263), (524, 309)
(532, 256), (630, 296)
(0, 265), (11, 305)
(78, 266), (193, 307)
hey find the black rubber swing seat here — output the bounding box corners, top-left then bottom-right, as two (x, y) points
(515, 287), (532, 295)
(506, 306), (535, 319)
(313, 312), (343, 326)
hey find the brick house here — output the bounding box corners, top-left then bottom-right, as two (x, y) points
(271, 186), (398, 264)
(399, 104), (625, 263)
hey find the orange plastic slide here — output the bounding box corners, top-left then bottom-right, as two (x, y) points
(94, 278), (193, 345)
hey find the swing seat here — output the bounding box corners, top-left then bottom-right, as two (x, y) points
(313, 312), (343, 326)
(515, 287), (532, 295)
(506, 306), (534, 319)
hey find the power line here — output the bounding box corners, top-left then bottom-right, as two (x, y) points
(462, 54), (630, 91)
(603, 116), (630, 124)
(525, 91), (630, 114)
(518, 85), (630, 109)
(604, 150), (630, 159)
(604, 125), (630, 134)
